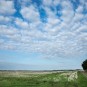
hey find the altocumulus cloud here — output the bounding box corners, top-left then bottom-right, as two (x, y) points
(0, 0), (87, 58)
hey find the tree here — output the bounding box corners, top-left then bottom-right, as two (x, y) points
(82, 59), (87, 71)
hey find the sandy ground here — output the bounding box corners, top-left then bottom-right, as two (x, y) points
(60, 71), (78, 81)
(0, 70), (78, 79)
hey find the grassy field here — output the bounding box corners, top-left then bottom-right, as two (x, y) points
(0, 71), (87, 87)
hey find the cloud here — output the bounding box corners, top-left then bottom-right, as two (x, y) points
(0, 0), (87, 58)
(15, 18), (29, 29)
(0, 16), (11, 23)
(60, 1), (74, 23)
(20, 5), (40, 22)
(0, 0), (16, 15)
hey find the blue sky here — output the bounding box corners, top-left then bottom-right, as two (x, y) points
(0, 0), (87, 70)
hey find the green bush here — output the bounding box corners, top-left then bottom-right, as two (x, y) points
(82, 59), (87, 71)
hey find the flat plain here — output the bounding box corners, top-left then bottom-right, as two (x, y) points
(0, 70), (87, 87)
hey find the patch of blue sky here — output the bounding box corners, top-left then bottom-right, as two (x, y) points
(56, 4), (62, 18)
(32, 0), (42, 7)
(83, 6), (87, 14)
(13, 0), (23, 19)
(0, 50), (43, 64)
(39, 7), (48, 23)
(70, 0), (80, 11)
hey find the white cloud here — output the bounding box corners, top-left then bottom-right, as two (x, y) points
(15, 18), (29, 29)
(0, 0), (87, 58)
(20, 5), (40, 22)
(43, 0), (53, 6)
(0, 16), (10, 23)
(53, 0), (61, 6)
(0, 25), (18, 35)
(43, 0), (60, 7)
(0, 0), (16, 15)
(44, 7), (57, 18)
(60, 1), (74, 23)
(76, 5), (83, 13)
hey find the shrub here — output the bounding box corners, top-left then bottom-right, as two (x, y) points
(82, 59), (87, 71)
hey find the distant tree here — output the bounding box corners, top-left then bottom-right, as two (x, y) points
(82, 59), (87, 71)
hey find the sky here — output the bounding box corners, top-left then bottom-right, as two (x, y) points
(0, 0), (87, 70)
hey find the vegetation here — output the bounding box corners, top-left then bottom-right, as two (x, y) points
(0, 71), (87, 87)
(82, 59), (87, 71)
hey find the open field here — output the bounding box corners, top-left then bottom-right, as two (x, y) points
(0, 70), (87, 87)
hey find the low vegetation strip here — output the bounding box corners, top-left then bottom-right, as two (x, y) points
(0, 71), (87, 87)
